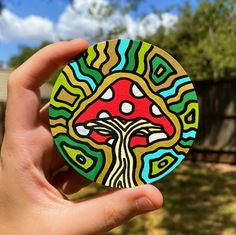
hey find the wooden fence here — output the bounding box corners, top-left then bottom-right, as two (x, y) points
(190, 79), (236, 164)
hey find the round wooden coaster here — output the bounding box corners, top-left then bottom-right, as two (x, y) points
(49, 39), (199, 188)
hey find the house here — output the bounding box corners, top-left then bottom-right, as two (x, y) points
(0, 69), (53, 142)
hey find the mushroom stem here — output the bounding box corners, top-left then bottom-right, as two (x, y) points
(85, 117), (163, 188)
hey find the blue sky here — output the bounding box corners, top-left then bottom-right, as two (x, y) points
(0, 0), (198, 66)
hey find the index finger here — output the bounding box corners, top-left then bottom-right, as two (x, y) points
(6, 39), (89, 130)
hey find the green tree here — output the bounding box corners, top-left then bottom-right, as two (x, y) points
(145, 0), (236, 80)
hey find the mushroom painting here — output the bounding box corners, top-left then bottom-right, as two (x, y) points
(49, 39), (199, 188)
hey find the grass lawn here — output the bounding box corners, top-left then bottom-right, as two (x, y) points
(71, 161), (236, 235)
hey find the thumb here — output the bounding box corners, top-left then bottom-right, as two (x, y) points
(62, 184), (163, 235)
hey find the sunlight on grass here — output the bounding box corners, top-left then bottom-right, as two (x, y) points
(69, 161), (236, 235)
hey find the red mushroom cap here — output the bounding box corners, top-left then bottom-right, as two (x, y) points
(74, 78), (174, 147)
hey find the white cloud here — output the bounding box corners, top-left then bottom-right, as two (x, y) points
(0, 9), (55, 42)
(135, 13), (177, 37)
(122, 13), (177, 39)
(0, 0), (178, 43)
(56, 0), (178, 41)
(56, 0), (123, 41)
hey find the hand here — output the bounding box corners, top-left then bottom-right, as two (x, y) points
(0, 39), (163, 235)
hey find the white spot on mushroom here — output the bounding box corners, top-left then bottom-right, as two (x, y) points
(121, 101), (134, 114)
(98, 111), (110, 119)
(132, 84), (144, 98)
(75, 125), (90, 136)
(108, 138), (115, 145)
(148, 132), (167, 143)
(101, 88), (113, 100)
(151, 104), (162, 116)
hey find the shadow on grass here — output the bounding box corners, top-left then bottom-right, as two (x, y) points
(153, 162), (236, 235)
(72, 162), (236, 235)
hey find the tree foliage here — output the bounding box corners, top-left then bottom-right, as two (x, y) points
(145, 0), (236, 80)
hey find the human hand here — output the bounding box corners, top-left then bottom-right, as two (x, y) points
(0, 39), (163, 235)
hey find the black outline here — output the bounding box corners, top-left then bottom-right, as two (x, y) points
(112, 153), (126, 187)
(97, 110), (111, 119)
(74, 124), (92, 137)
(80, 55), (105, 86)
(99, 41), (110, 70)
(50, 122), (67, 129)
(60, 141), (98, 174)
(76, 154), (86, 164)
(148, 154), (178, 179)
(104, 123), (124, 186)
(110, 39), (121, 72)
(130, 83), (145, 99)
(49, 104), (72, 120)
(67, 63), (92, 90)
(119, 100), (135, 115)
(123, 40), (133, 70)
(125, 40), (141, 71)
(91, 44), (100, 68)
(100, 87), (114, 102)
(184, 108), (196, 124)
(61, 70), (86, 97)
(149, 54), (177, 85)
(158, 159), (169, 169)
(149, 103), (162, 117)
(54, 85), (80, 107)
(133, 42), (143, 72)
(139, 145), (180, 181)
(154, 64), (166, 79)
(164, 81), (192, 100)
(141, 44), (154, 76)
(180, 136), (195, 142)
(177, 100), (199, 116)
(76, 59), (100, 85)
(157, 75), (190, 94)
(56, 136), (106, 182)
(169, 89), (196, 107)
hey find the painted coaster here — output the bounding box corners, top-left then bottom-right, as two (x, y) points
(49, 39), (199, 188)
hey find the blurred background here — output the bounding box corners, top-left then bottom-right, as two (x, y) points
(0, 0), (235, 234)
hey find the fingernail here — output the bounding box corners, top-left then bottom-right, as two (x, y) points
(136, 197), (156, 211)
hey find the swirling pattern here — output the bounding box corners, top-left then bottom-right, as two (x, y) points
(49, 39), (199, 188)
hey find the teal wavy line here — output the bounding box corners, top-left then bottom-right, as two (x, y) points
(112, 39), (130, 71)
(182, 130), (196, 139)
(159, 76), (191, 98)
(78, 57), (103, 84)
(70, 61), (96, 91)
(141, 148), (185, 183)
